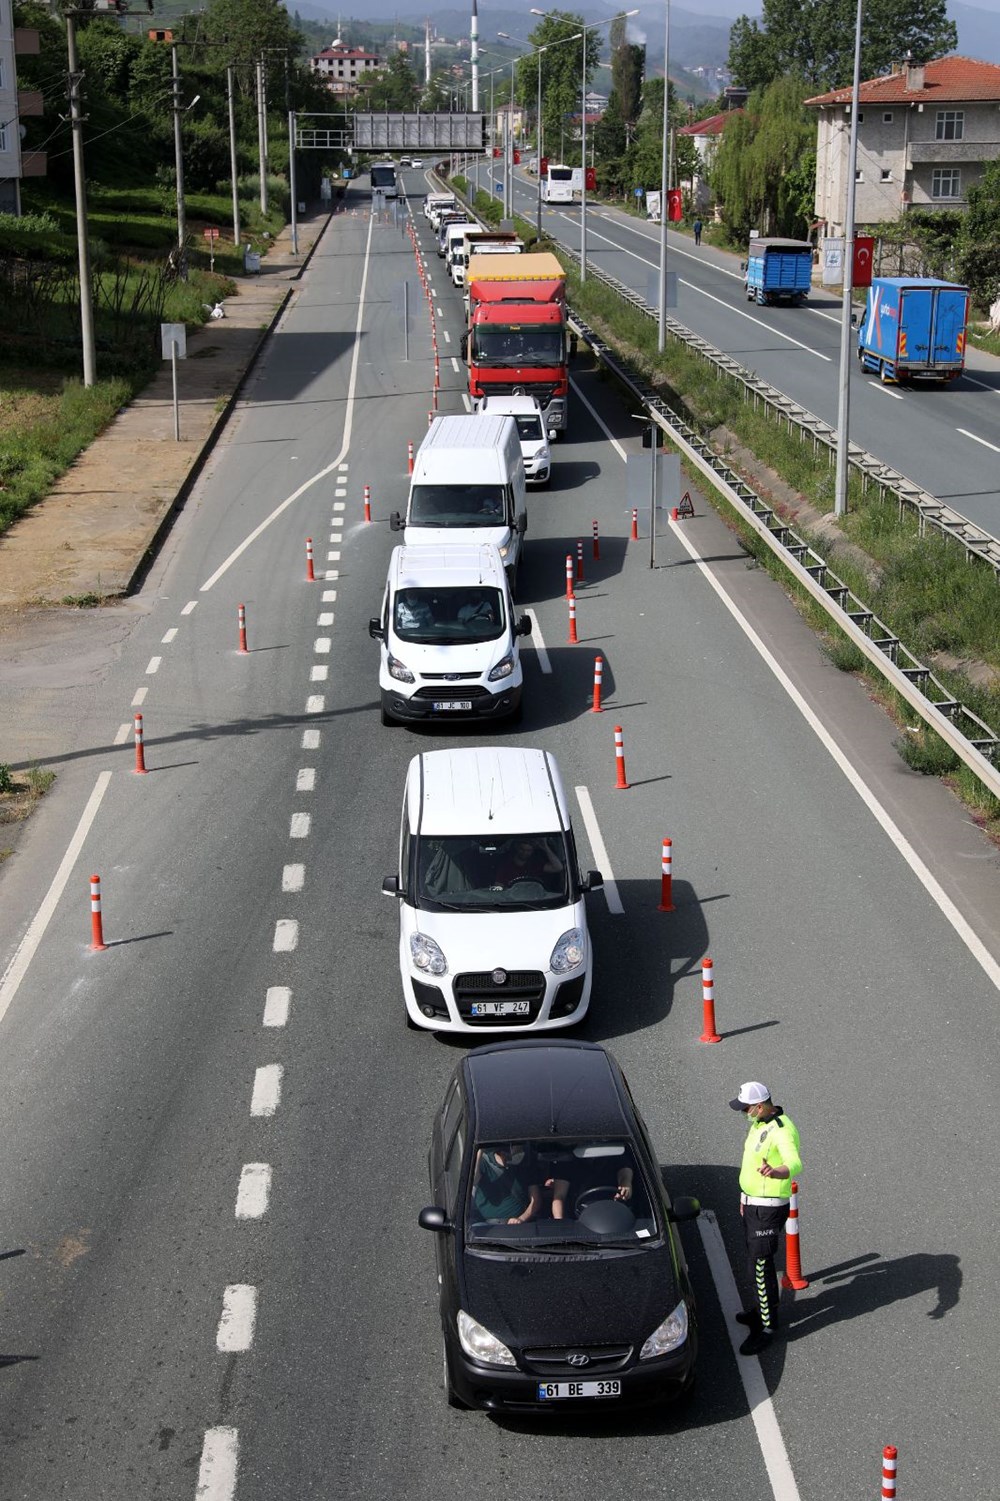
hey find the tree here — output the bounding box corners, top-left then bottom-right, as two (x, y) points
(710, 75), (815, 239)
(728, 0), (957, 93)
(365, 50), (420, 111)
(609, 14), (643, 127)
(957, 160), (1000, 307)
(518, 12), (594, 163)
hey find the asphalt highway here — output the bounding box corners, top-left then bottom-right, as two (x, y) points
(1, 174), (999, 1500)
(487, 162), (1000, 537)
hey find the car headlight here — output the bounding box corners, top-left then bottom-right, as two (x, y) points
(639, 1300), (689, 1360)
(457, 1310), (516, 1368)
(550, 928), (584, 974)
(388, 652), (414, 684)
(488, 654), (514, 682)
(410, 932), (447, 976)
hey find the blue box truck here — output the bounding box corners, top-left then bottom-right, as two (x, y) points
(743, 238), (813, 306)
(857, 277), (969, 384)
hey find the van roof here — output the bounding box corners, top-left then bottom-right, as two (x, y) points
(418, 413), (517, 454)
(407, 748), (569, 837)
(391, 543), (509, 590)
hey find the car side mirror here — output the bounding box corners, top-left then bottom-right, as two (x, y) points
(851, 309), (859, 327)
(582, 869), (603, 892)
(460, 332), (469, 359)
(739, 259), (746, 272)
(669, 1195), (701, 1223)
(547, 429), (557, 441)
(368, 618), (385, 641)
(418, 1205), (453, 1233)
(389, 511), (403, 532)
(381, 875), (400, 897)
(516, 514), (527, 535)
(516, 614), (532, 637)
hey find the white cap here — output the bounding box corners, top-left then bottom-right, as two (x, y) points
(729, 1081), (771, 1111)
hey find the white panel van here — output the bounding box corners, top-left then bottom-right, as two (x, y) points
(389, 414), (528, 587)
(382, 747), (603, 1032)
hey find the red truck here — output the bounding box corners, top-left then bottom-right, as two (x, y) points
(463, 252), (570, 434)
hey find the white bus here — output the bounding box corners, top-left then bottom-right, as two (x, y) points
(541, 164), (574, 204)
(369, 161), (398, 200)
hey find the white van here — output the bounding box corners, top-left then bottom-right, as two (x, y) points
(368, 544), (531, 727)
(389, 414), (528, 587)
(424, 192), (457, 225)
(445, 221), (478, 284)
(475, 393), (552, 486)
(382, 747), (603, 1032)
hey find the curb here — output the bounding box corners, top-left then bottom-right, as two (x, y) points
(123, 209), (335, 598)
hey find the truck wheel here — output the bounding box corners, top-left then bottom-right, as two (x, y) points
(879, 363), (892, 385)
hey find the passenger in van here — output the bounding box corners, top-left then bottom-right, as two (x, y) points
(395, 592), (435, 632)
(472, 1144), (542, 1224)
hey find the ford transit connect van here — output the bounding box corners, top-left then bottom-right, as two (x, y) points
(369, 543), (531, 726)
(389, 414), (528, 587)
(382, 747), (603, 1032)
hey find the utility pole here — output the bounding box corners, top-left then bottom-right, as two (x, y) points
(227, 64), (240, 249)
(834, 0), (865, 518)
(65, 11), (96, 387)
(171, 44), (188, 275)
(257, 57), (268, 214)
(657, 0), (670, 353)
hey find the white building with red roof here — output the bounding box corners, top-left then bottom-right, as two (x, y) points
(309, 38), (381, 97)
(805, 55), (1000, 234)
(677, 108), (742, 214)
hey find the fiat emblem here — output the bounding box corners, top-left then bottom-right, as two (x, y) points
(492, 968), (507, 985)
(567, 1352), (590, 1368)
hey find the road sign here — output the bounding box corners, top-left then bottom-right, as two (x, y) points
(634, 186), (644, 198)
(203, 227), (220, 240)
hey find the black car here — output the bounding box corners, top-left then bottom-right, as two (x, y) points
(418, 1039), (700, 1413)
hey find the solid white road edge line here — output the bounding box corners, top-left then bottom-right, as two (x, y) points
(195, 1427), (239, 1501)
(0, 770), (113, 1029)
(199, 210), (376, 591)
(569, 379), (628, 461)
(868, 380), (904, 400)
(697, 1211), (802, 1501)
(217, 1285), (257, 1352)
(573, 787), (624, 915)
(524, 609), (551, 673)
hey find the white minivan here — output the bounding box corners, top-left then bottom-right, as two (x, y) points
(475, 393), (553, 486)
(368, 543), (531, 726)
(382, 747), (603, 1032)
(389, 414), (528, 587)
(445, 220), (477, 284)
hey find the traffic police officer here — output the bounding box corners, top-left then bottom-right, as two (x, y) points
(729, 1081), (802, 1355)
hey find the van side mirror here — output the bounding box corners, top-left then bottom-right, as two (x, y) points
(368, 618), (385, 641)
(381, 875), (400, 896)
(516, 513), (527, 535)
(547, 429), (557, 441)
(516, 614), (532, 636)
(389, 512), (403, 532)
(851, 309), (859, 327)
(569, 332), (578, 359)
(582, 869), (604, 892)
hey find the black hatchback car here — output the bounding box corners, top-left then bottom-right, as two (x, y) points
(418, 1039), (701, 1413)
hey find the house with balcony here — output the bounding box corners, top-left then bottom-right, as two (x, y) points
(805, 55), (1000, 235)
(309, 38), (381, 98)
(0, 0), (45, 213)
(676, 108), (743, 215)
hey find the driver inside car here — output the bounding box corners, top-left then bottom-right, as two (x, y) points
(492, 837), (562, 891)
(548, 1143), (635, 1221)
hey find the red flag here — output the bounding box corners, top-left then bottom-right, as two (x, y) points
(540, 156), (549, 177)
(513, 149), (521, 165)
(585, 167), (596, 192)
(853, 235), (875, 288)
(667, 188), (683, 222)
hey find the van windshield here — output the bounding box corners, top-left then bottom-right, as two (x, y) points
(393, 587), (505, 644)
(415, 834), (570, 912)
(408, 485), (507, 528)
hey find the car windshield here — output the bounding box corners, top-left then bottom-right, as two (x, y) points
(467, 1139), (659, 1247)
(513, 415), (543, 441)
(414, 834), (570, 912)
(408, 485), (507, 528)
(393, 586), (505, 645)
(471, 327), (564, 368)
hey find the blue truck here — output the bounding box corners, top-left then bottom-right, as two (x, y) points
(743, 238), (813, 306)
(857, 277), (969, 384)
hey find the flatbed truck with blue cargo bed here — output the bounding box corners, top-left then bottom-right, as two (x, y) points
(857, 276), (969, 384)
(743, 238), (813, 306)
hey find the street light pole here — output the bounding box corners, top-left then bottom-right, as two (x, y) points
(171, 45), (188, 273)
(657, 0), (670, 352)
(834, 0), (865, 518)
(65, 11), (96, 387)
(580, 26), (587, 281)
(536, 46), (543, 238)
(227, 64), (240, 249)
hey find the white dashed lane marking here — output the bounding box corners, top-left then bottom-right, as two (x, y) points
(264, 987), (291, 1027)
(161, 628), (178, 644)
(273, 919), (299, 952)
(317, 613), (334, 626)
(322, 589), (337, 602)
(131, 687), (148, 707)
(524, 610), (551, 673)
(195, 1427), (238, 1501)
(290, 813), (311, 837)
(217, 1286), (257, 1352)
(310, 665), (328, 682)
(306, 695), (325, 714)
(301, 729), (320, 749)
(145, 657), (161, 674)
(296, 769), (316, 792)
(181, 601), (198, 616)
(282, 863), (305, 892)
(113, 723), (131, 745)
(251, 1064), (283, 1117)
(327, 551), (341, 563)
(235, 1163), (272, 1219)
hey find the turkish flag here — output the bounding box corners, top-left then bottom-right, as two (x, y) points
(667, 188), (683, 222)
(493, 147), (501, 159)
(540, 156), (549, 177)
(513, 150), (521, 164)
(585, 167), (596, 191)
(853, 235), (875, 288)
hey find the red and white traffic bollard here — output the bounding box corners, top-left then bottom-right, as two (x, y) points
(306, 537), (315, 582)
(614, 725), (629, 790)
(133, 713), (147, 775)
(658, 837), (674, 912)
(90, 874), (107, 952)
(592, 519), (600, 561)
(363, 485), (372, 524)
(671, 506), (679, 522)
(781, 1182), (810, 1289)
(591, 655), (603, 714)
(567, 593), (579, 644)
(565, 553), (574, 601)
(237, 603), (248, 654)
(407, 439), (414, 475)
(576, 539), (584, 583)
(630, 507), (639, 541)
(699, 957), (722, 1042)
(881, 1446), (898, 1500)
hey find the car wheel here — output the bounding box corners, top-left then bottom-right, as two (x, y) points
(443, 1340), (468, 1409)
(380, 702), (398, 728)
